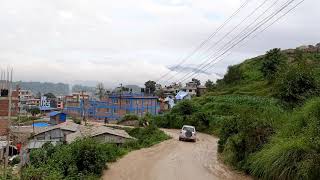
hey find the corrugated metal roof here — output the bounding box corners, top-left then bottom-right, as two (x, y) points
(66, 125), (134, 143)
(49, 111), (66, 117)
(34, 121), (79, 136)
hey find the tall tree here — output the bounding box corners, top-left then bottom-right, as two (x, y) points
(205, 80), (215, 89)
(44, 93), (56, 99)
(155, 89), (165, 98)
(261, 48), (286, 81)
(192, 78), (201, 86)
(223, 65), (243, 84)
(144, 80), (156, 94)
(35, 92), (41, 99)
(95, 83), (105, 100)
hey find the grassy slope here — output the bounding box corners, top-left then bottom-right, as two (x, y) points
(211, 51), (320, 97)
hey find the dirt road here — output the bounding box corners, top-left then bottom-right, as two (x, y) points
(103, 129), (250, 180)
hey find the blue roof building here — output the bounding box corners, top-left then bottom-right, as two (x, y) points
(49, 111), (67, 125)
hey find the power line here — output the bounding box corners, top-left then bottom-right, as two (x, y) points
(178, 0), (300, 83)
(179, 0), (297, 83)
(176, 0), (283, 83)
(162, 0), (272, 84)
(200, 0), (306, 77)
(155, 0), (252, 83)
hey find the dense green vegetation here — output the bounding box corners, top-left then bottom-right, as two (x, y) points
(154, 47), (320, 179)
(21, 126), (170, 180)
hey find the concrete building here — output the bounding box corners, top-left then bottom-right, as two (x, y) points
(19, 90), (33, 100)
(182, 81), (198, 96)
(181, 81), (207, 97)
(56, 96), (64, 110)
(197, 85), (207, 96)
(26, 98), (40, 107)
(64, 93), (160, 122)
(162, 83), (182, 97)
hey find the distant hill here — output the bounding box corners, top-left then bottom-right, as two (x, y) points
(125, 85), (142, 93)
(71, 84), (96, 95)
(14, 81), (70, 96)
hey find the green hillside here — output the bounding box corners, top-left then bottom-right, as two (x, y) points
(154, 44), (320, 179)
(211, 46), (320, 99)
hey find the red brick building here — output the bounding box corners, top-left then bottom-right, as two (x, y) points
(0, 88), (19, 136)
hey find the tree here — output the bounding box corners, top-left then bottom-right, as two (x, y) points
(35, 92), (41, 99)
(155, 89), (165, 98)
(205, 80), (215, 89)
(43, 92), (56, 99)
(96, 83), (105, 100)
(261, 48), (286, 81)
(144, 80), (156, 94)
(223, 65), (243, 84)
(192, 78), (201, 86)
(28, 107), (40, 116)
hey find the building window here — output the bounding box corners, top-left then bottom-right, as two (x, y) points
(189, 90), (192, 92)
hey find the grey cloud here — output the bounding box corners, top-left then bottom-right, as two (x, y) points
(0, 0), (318, 87)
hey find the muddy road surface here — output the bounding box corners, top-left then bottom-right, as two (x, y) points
(103, 129), (250, 180)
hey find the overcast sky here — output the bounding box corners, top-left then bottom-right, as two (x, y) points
(0, 0), (319, 87)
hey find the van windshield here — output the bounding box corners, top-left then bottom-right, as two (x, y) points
(183, 127), (194, 132)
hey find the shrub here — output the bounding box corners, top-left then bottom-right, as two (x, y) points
(24, 139), (126, 179)
(71, 117), (82, 124)
(171, 100), (198, 116)
(120, 114), (139, 122)
(21, 166), (63, 180)
(10, 156), (20, 165)
(139, 113), (153, 126)
(126, 126), (170, 148)
(275, 64), (319, 106)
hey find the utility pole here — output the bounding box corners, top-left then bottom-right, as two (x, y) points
(4, 68), (12, 179)
(81, 91), (86, 125)
(119, 83), (122, 116)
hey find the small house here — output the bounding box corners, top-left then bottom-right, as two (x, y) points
(49, 111), (67, 125)
(28, 121), (134, 149)
(32, 121), (79, 142)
